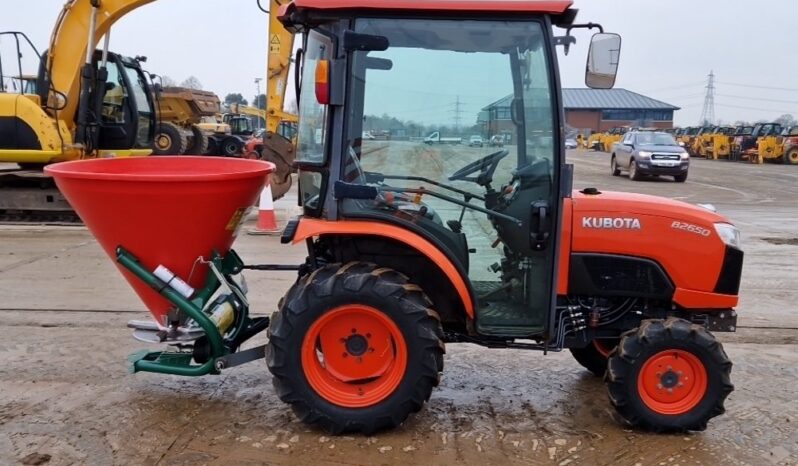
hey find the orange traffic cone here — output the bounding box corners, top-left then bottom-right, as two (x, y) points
(248, 184), (280, 235)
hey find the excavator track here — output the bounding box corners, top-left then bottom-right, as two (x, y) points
(0, 168), (81, 225)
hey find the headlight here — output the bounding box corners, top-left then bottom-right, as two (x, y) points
(680, 151), (690, 159)
(638, 151), (653, 158)
(714, 223), (741, 249)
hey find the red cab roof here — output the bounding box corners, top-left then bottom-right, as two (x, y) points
(288, 0), (573, 14)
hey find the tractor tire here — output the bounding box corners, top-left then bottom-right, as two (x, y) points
(610, 156), (621, 176)
(605, 318), (733, 432)
(570, 338), (620, 377)
(629, 160), (642, 181)
(673, 172), (688, 183)
(267, 262), (445, 434)
(185, 125), (209, 155)
(153, 122), (187, 155)
(220, 136), (244, 157)
(784, 147), (798, 165)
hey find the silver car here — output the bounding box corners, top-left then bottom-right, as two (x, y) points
(611, 131), (690, 182)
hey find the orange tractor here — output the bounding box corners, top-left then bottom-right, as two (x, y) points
(48, 0), (740, 435)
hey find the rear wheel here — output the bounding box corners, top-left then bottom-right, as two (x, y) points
(611, 156), (621, 176)
(267, 262), (445, 434)
(185, 125), (209, 155)
(221, 137), (243, 157)
(629, 159), (642, 181)
(605, 318), (733, 432)
(673, 172), (688, 182)
(153, 122), (187, 155)
(570, 338), (619, 377)
(785, 148), (798, 165)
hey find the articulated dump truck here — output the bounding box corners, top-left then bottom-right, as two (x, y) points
(154, 86), (251, 157)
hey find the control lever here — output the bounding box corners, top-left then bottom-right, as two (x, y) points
(530, 201), (550, 251)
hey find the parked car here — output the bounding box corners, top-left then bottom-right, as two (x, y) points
(468, 135), (484, 147)
(610, 131), (690, 182)
(565, 137), (578, 149)
(489, 135), (504, 147)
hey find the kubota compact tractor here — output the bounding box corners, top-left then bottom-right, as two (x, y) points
(47, 0), (741, 435)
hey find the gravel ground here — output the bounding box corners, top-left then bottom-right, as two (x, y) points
(0, 149), (796, 465)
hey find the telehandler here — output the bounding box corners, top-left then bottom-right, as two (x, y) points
(47, 0), (741, 435)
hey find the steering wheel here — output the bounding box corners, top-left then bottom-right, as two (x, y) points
(448, 149), (509, 186)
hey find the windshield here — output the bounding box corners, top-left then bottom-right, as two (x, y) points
(121, 63), (154, 148)
(636, 132), (677, 146)
(341, 18), (555, 284)
(343, 18), (553, 191)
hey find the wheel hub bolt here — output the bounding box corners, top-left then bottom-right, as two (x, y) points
(345, 334), (369, 356)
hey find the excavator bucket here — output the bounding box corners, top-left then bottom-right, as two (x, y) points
(261, 131), (296, 199)
(45, 157), (274, 324)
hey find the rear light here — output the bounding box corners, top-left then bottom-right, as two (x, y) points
(315, 59), (330, 105)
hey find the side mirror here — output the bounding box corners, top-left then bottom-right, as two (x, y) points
(585, 33), (621, 89)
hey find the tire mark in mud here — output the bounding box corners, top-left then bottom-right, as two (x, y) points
(154, 374), (232, 465)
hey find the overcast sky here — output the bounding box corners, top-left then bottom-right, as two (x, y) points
(4, 0), (798, 126)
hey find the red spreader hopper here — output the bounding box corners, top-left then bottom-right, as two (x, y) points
(45, 156), (274, 324)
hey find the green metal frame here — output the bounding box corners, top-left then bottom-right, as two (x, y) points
(117, 246), (248, 376)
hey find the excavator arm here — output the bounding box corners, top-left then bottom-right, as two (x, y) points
(45, 0), (157, 126)
(259, 0), (298, 199)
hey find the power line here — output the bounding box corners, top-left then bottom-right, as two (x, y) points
(716, 81), (798, 92)
(715, 93), (798, 106)
(637, 81), (706, 93)
(715, 102), (798, 114)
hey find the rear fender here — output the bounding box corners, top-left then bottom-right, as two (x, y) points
(289, 218), (475, 319)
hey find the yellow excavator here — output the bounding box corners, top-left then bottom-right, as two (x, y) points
(0, 0), (296, 219)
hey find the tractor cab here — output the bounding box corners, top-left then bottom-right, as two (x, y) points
(282, 0), (620, 338)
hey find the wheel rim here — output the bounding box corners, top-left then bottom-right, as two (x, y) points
(789, 150), (798, 164)
(637, 349), (708, 415)
(629, 161), (636, 178)
(611, 158), (616, 174)
(301, 304), (407, 408)
(156, 134), (172, 150)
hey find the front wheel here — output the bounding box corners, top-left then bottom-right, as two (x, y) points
(629, 159), (642, 181)
(605, 318), (733, 432)
(785, 148), (798, 165)
(673, 172), (688, 182)
(267, 262), (445, 434)
(220, 137), (243, 157)
(611, 156), (621, 176)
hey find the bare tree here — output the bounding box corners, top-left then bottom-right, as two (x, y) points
(180, 76), (203, 90)
(774, 114), (796, 128)
(161, 75), (176, 87)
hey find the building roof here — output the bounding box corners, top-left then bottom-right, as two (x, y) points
(563, 89), (679, 110)
(482, 89), (680, 111)
(286, 0), (573, 14)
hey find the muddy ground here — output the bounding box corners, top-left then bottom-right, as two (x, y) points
(1, 150), (796, 465)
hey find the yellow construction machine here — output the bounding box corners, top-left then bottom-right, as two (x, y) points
(741, 122), (782, 164)
(753, 125), (798, 164)
(0, 0), (298, 217)
(600, 127), (626, 152)
(0, 2), (160, 218)
(154, 86), (222, 155)
(694, 126), (733, 160)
